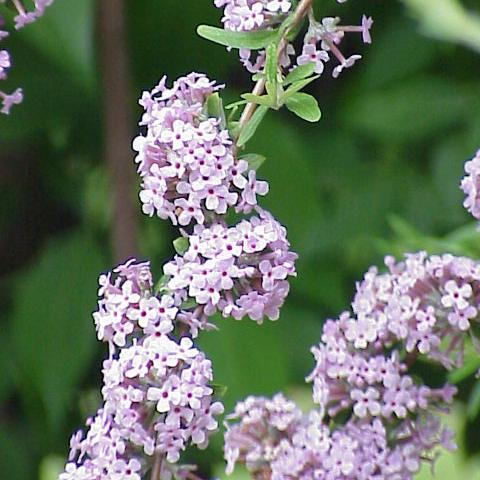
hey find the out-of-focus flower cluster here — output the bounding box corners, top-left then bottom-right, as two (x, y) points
(213, 0), (372, 76)
(133, 73), (269, 226)
(225, 250), (480, 479)
(62, 260), (224, 480)
(0, 0), (54, 114)
(461, 149), (480, 220)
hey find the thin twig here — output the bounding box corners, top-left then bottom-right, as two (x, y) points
(99, 0), (138, 262)
(150, 450), (163, 480)
(237, 0), (314, 133)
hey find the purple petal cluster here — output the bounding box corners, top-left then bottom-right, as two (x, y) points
(62, 259), (224, 480)
(165, 210), (297, 324)
(0, 30), (23, 114)
(214, 0), (292, 32)
(225, 250), (480, 479)
(461, 149), (480, 219)
(225, 395), (454, 480)
(0, 0), (55, 114)
(12, 0), (55, 29)
(133, 73), (269, 225)
(213, 0), (372, 77)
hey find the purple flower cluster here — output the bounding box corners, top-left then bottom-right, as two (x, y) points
(461, 149), (480, 219)
(225, 250), (480, 479)
(62, 61), (298, 477)
(11, 0), (54, 29)
(225, 394), (454, 480)
(213, 0), (372, 77)
(214, 0), (292, 32)
(62, 259), (224, 480)
(165, 210), (297, 324)
(0, 0), (55, 114)
(133, 73), (269, 225)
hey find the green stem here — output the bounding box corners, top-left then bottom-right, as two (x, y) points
(237, 0), (314, 138)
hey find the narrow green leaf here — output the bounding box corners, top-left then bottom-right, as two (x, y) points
(197, 25), (279, 50)
(284, 63), (316, 85)
(206, 92), (227, 127)
(239, 153), (267, 170)
(468, 381), (480, 419)
(180, 298), (198, 310)
(173, 236), (190, 255)
(448, 355), (480, 383)
(237, 106), (269, 148)
(211, 382), (228, 397)
(283, 75), (320, 100)
(39, 455), (64, 480)
(241, 93), (273, 107)
(155, 274), (170, 293)
(285, 93), (322, 122)
(225, 99), (248, 110)
(173, 237), (189, 255)
(11, 233), (104, 439)
(265, 43), (278, 105)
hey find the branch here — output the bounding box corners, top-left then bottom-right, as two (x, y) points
(150, 450), (163, 480)
(98, 0), (139, 262)
(237, 0), (314, 132)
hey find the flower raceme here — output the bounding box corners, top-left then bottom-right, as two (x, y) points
(461, 149), (480, 220)
(0, 0), (54, 114)
(225, 250), (480, 479)
(61, 68), (297, 478)
(133, 73), (269, 226)
(62, 260), (225, 480)
(213, 0), (373, 77)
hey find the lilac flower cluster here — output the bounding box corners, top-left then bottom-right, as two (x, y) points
(461, 149), (480, 219)
(11, 0), (55, 29)
(225, 394), (454, 479)
(62, 259), (224, 480)
(213, 0), (373, 76)
(214, 0), (292, 32)
(165, 210), (297, 325)
(0, 0), (54, 114)
(225, 250), (480, 479)
(223, 150), (480, 478)
(133, 73), (269, 226)
(62, 62), (298, 477)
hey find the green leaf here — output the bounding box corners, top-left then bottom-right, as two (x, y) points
(237, 106), (269, 147)
(448, 355), (480, 384)
(173, 236), (189, 255)
(343, 76), (471, 143)
(180, 298), (197, 310)
(402, 0), (480, 54)
(211, 382), (228, 397)
(225, 99), (248, 110)
(265, 43), (278, 105)
(17, 0), (96, 90)
(468, 381), (480, 419)
(206, 93), (227, 127)
(198, 314), (291, 412)
(282, 75), (320, 100)
(284, 63), (316, 85)
(285, 93), (322, 122)
(241, 93), (273, 107)
(39, 455), (65, 480)
(239, 153), (267, 170)
(11, 232), (104, 440)
(155, 274), (170, 294)
(197, 25), (279, 50)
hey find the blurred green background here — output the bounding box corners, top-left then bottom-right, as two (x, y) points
(1, 0), (480, 478)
